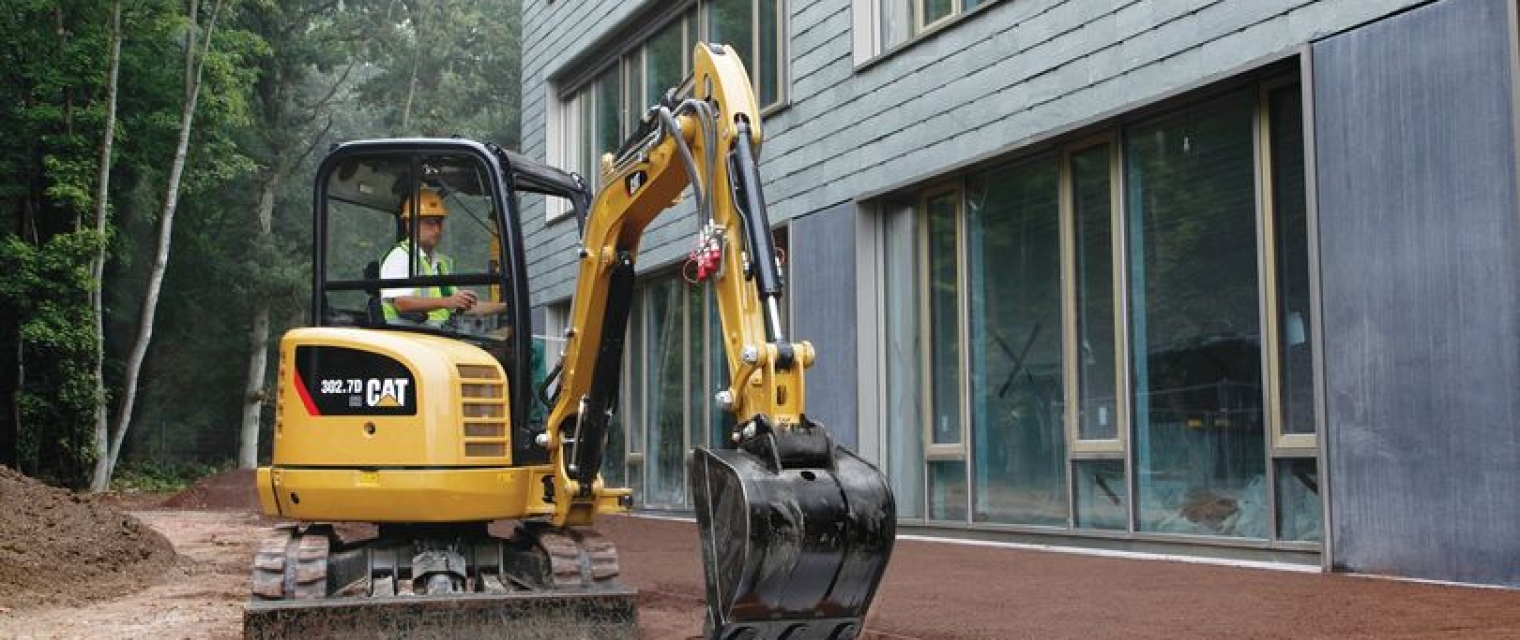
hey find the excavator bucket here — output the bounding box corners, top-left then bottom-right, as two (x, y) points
(688, 420), (896, 640)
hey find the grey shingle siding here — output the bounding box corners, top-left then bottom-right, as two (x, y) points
(520, 0), (1427, 304)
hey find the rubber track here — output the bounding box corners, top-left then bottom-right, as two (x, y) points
(532, 527), (621, 589)
(250, 527), (328, 600)
(250, 524), (620, 600)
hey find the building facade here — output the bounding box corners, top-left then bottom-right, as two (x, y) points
(519, 0), (1520, 588)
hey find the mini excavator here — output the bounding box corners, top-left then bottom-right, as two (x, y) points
(246, 43), (895, 639)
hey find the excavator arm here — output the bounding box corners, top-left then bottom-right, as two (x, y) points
(544, 43), (896, 640)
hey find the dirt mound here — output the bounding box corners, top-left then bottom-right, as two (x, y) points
(162, 468), (260, 511)
(0, 466), (176, 609)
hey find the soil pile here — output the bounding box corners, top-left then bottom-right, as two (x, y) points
(161, 468), (260, 511)
(0, 466), (175, 610)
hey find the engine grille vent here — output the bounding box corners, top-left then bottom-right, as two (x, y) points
(457, 364), (508, 459)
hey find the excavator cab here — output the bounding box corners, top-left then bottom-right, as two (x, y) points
(246, 141), (637, 638)
(310, 140), (586, 465)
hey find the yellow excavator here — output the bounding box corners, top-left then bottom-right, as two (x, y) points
(246, 43), (895, 639)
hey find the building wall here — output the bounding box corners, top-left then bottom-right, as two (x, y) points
(518, 0), (1520, 586)
(1314, 0), (1520, 587)
(788, 202), (860, 449)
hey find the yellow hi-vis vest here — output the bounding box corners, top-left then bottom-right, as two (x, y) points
(380, 242), (454, 326)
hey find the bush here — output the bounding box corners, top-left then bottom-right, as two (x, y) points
(111, 460), (232, 494)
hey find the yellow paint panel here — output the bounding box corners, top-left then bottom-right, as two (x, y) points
(262, 467), (554, 522)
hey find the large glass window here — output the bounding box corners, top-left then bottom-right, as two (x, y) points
(643, 20), (686, 111)
(707, 0), (785, 108)
(561, 1), (785, 200)
(1269, 85), (1316, 439)
(880, 79), (1313, 544)
(926, 191), (962, 447)
(645, 278), (689, 507)
(1126, 91), (1267, 538)
(1071, 144), (1121, 445)
(584, 67), (624, 188)
(966, 159), (1066, 526)
(614, 273), (729, 509)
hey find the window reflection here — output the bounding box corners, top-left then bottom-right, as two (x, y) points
(1270, 86), (1317, 438)
(1074, 459), (1127, 530)
(1073, 145), (1120, 442)
(1275, 458), (1321, 541)
(966, 159), (1067, 526)
(646, 278), (688, 506)
(1127, 92), (1268, 538)
(929, 459), (968, 521)
(927, 192), (962, 446)
(644, 22), (684, 109)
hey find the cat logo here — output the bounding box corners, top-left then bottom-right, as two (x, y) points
(366, 378), (411, 408)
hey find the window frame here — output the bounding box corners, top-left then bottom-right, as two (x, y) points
(916, 0), (960, 34)
(918, 185), (969, 462)
(1257, 77), (1319, 454)
(854, 0), (1002, 67)
(1062, 135), (1129, 457)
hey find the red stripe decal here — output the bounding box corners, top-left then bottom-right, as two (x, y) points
(293, 370), (321, 416)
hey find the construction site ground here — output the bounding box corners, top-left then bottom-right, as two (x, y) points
(3, 469), (1520, 639)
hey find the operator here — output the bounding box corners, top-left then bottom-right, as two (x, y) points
(380, 186), (502, 326)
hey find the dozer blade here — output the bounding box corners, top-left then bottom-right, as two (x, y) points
(244, 522), (637, 639)
(689, 419), (896, 640)
(244, 591), (636, 639)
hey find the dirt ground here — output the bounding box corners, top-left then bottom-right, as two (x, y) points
(4, 470), (1520, 639)
(0, 467), (175, 611)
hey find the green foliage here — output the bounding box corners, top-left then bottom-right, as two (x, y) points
(111, 459), (230, 493)
(355, 0), (522, 146)
(1, 0), (527, 477)
(0, 232), (106, 487)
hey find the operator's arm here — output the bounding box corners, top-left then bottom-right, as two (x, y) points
(390, 291), (476, 314)
(458, 298), (507, 315)
(379, 246), (477, 313)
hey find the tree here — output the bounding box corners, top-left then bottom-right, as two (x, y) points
(0, 0), (124, 485)
(94, 0), (257, 489)
(357, 0), (522, 146)
(88, 0), (125, 491)
(233, 0), (368, 468)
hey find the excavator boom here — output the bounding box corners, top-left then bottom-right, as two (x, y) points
(546, 43), (896, 639)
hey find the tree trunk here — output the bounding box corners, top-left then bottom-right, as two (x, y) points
(400, 3), (422, 131)
(103, 0), (224, 482)
(11, 338), (21, 473)
(237, 171), (280, 469)
(89, 0), (124, 493)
